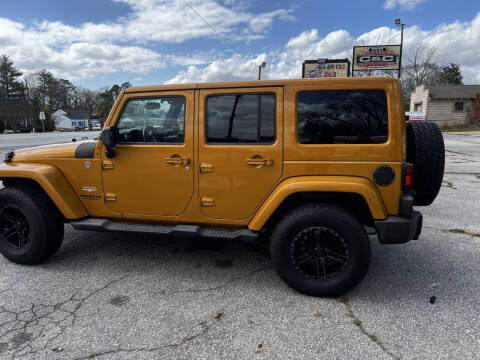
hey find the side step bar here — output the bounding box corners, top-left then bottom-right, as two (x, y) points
(70, 218), (258, 242)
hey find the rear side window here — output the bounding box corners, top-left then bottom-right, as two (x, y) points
(206, 94), (275, 144)
(297, 90), (388, 144)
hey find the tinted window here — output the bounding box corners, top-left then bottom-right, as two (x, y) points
(297, 90), (388, 144)
(116, 96), (185, 143)
(206, 94), (275, 144)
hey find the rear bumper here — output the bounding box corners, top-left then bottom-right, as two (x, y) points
(374, 211), (423, 244)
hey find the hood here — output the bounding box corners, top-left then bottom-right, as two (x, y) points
(10, 141), (97, 162)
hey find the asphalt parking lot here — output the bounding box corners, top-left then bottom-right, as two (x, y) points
(0, 131), (479, 359)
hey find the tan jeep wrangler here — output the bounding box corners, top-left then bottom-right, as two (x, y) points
(0, 78), (444, 297)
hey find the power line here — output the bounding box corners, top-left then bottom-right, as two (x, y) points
(182, 0), (229, 43)
(182, 0), (262, 78)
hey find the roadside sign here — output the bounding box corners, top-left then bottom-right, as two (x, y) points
(302, 59), (350, 78)
(353, 45), (401, 71)
(405, 112), (426, 122)
(39, 111), (46, 132)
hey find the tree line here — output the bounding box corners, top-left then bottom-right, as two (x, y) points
(0, 54), (131, 133)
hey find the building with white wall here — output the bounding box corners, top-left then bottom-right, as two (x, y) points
(409, 85), (480, 127)
(52, 109), (89, 130)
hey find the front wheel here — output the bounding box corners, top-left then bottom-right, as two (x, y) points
(0, 186), (64, 265)
(270, 204), (371, 297)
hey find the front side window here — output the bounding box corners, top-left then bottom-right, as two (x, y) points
(297, 90), (389, 144)
(206, 93), (275, 144)
(454, 101), (464, 111)
(116, 96), (185, 143)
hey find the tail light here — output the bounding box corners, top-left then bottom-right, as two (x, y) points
(402, 163), (413, 189)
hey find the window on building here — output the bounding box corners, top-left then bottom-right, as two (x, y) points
(454, 101), (464, 111)
(116, 96), (185, 143)
(206, 93), (275, 144)
(414, 102), (423, 112)
(297, 90), (389, 144)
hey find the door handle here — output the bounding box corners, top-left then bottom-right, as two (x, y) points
(165, 156), (190, 166)
(200, 163), (215, 173)
(245, 157), (273, 167)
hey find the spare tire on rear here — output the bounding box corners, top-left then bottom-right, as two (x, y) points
(406, 121), (445, 206)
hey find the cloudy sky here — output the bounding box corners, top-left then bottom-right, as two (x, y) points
(1, 0), (479, 88)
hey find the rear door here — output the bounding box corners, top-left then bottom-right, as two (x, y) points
(198, 87), (283, 220)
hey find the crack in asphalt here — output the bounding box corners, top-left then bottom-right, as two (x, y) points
(441, 181), (457, 189)
(444, 228), (480, 238)
(159, 265), (272, 296)
(73, 320), (212, 360)
(445, 150), (475, 157)
(0, 275), (128, 358)
(7, 266), (271, 359)
(337, 296), (399, 360)
(444, 172), (480, 182)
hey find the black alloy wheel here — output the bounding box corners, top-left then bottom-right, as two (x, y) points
(0, 206), (30, 250)
(270, 203), (371, 297)
(0, 186), (65, 264)
(290, 226), (349, 280)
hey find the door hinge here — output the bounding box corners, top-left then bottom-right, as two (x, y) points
(104, 193), (117, 202)
(201, 197), (215, 207)
(102, 160), (115, 170)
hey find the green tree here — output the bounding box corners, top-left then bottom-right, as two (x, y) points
(95, 82), (132, 125)
(35, 69), (55, 108)
(440, 63), (463, 85)
(0, 54), (25, 101)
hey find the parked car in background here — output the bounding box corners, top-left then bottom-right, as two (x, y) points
(91, 124), (101, 131)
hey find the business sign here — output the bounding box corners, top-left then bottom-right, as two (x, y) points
(302, 59), (350, 78)
(353, 45), (401, 71)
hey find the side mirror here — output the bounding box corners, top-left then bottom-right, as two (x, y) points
(100, 127), (116, 158)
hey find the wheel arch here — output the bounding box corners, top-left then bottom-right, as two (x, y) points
(249, 176), (388, 231)
(0, 163), (88, 220)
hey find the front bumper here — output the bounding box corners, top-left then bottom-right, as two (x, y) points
(374, 210), (423, 244)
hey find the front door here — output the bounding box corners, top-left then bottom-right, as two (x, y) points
(198, 87), (283, 220)
(102, 91), (194, 217)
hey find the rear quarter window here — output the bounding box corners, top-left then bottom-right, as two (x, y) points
(297, 90), (388, 144)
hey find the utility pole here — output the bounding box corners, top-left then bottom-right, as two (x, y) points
(395, 18), (405, 79)
(258, 62), (266, 80)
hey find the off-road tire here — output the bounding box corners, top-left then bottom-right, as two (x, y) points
(406, 121), (445, 206)
(270, 203), (371, 297)
(0, 186), (64, 264)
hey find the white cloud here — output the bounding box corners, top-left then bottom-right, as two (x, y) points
(384, 0), (428, 10)
(2, 1), (479, 86)
(165, 53), (267, 83)
(286, 29), (319, 48)
(114, 0), (293, 42)
(0, 0), (293, 80)
(165, 12), (480, 84)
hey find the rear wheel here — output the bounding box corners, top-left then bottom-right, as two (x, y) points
(0, 186), (64, 264)
(270, 204), (370, 297)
